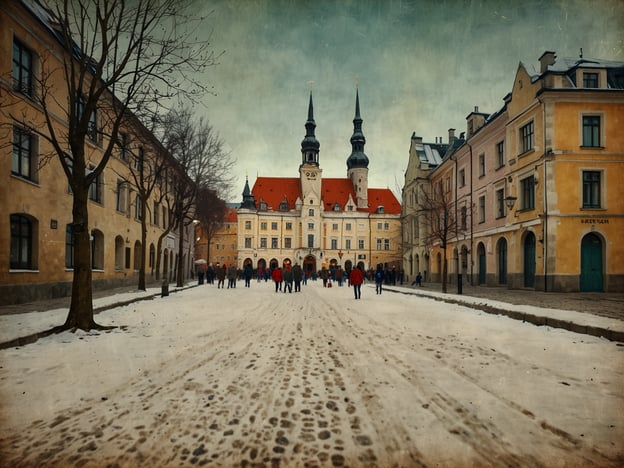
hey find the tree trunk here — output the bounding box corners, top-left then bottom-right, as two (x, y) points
(63, 189), (97, 330)
(176, 221), (185, 287)
(138, 199), (148, 291)
(442, 250), (448, 293)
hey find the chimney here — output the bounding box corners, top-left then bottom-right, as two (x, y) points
(448, 128), (456, 144)
(539, 51), (557, 73)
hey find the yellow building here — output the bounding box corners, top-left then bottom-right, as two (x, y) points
(0, 0), (192, 304)
(238, 91), (402, 277)
(404, 51), (624, 292)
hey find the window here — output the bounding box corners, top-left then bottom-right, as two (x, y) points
(260, 237), (267, 248)
(345, 239), (351, 249)
(308, 223), (314, 230)
(260, 222), (267, 230)
(65, 224), (75, 268)
(582, 116), (601, 147)
(285, 222), (292, 230)
(135, 147), (144, 172)
(77, 94), (98, 143)
(521, 176), (535, 210)
(520, 121), (534, 153)
(345, 223), (352, 231)
(153, 202), (159, 226)
(331, 239), (338, 249)
(116, 180), (127, 213)
(119, 133), (130, 162)
(461, 206), (467, 231)
(309, 209), (314, 216)
(583, 72), (599, 88)
(582, 171), (601, 208)
(307, 234), (314, 248)
(10, 214), (32, 269)
(478, 195), (485, 223)
(279, 200), (289, 211)
(271, 237), (278, 248)
(245, 220), (252, 229)
(384, 239), (390, 251)
(496, 188), (505, 218)
(377, 239), (382, 250)
(384, 222), (389, 230)
(459, 169), (466, 187)
(358, 239), (365, 249)
(135, 194), (142, 220)
(377, 222), (383, 230)
(284, 238), (292, 248)
(478, 154), (485, 176)
(88, 165), (102, 203)
(496, 141), (505, 168)
(12, 126), (36, 181)
(332, 223), (338, 231)
(12, 39), (33, 96)
(271, 222), (278, 230)
(445, 177), (451, 193)
(333, 203), (340, 211)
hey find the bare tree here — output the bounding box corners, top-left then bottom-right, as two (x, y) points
(4, 0), (219, 331)
(160, 107), (234, 287)
(419, 180), (458, 293)
(195, 188), (227, 264)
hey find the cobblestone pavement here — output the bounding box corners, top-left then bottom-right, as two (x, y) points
(398, 281), (624, 321)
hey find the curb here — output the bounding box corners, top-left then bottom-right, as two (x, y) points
(387, 288), (624, 344)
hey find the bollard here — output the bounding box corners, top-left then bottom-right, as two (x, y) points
(457, 273), (463, 294)
(161, 279), (169, 297)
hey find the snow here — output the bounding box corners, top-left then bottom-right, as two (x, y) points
(0, 280), (622, 466)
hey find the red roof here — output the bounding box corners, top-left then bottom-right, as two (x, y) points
(224, 207), (238, 223)
(251, 177), (400, 214)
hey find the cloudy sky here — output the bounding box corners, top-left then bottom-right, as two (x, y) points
(193, 0), (623, 201)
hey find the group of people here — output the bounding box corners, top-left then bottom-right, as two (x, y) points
(197, 261), (405, 300)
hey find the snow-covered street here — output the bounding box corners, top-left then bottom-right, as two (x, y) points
(1, 280), (622, 467)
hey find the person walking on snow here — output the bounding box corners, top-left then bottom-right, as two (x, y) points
(292, 263), (303, 292)
(216, 263), (226, 289)
(243, 263), (253, 288)
(350, 265), (364, 300)
(272, 267), (283, 292)
(375, 264), (384, 295)
(283, 265), (294, 293)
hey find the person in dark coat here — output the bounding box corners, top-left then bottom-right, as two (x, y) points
(216, 263), (226, 289)
(292, 263), (303, 292)
(349, 265), (364, 299)
(283, 265), (293, 293)
(243, 263), (253, 287)
(375, 264), (384, 295)
(227, 264), (237, 288)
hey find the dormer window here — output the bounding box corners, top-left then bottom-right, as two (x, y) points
(376, 206), (385, 214)
(259, 201), (268, 211)
(333, 203), (341, 211)
(582, 72), (599, 88)
(279, 200), (289, 211)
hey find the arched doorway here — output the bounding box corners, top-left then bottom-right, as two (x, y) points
(497, 237), (507, 285)
(477, 243), (486, 285)
(524, 232), (536, 288)
(580, 233), (603, 292)
(269, 258), (279, 270)
(303, 255), (316, 275)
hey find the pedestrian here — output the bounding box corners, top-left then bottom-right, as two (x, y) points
(243, 263), (253, 288)
(216, 263), (226, 289)
(335, 267), (343, 287)
(375, 264), (384, 295)
(350, 265), (364, 300)
(320, 267), (329, 287)
(283, 265), (293, 293)
(292, 263), (303, 292)
(227, 264), (237, 288)
(207, 264), (215, 284)
(197, 267), (205, 285)
(416, 271), (422, 287)
(272, 267), (283, 292)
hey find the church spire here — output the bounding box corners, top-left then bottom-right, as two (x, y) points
(346, 88), (369, 169)
(301, 91), (320, 166)
(240, 176), (256, 209)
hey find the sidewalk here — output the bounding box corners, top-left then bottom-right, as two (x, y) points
(385, 281), (624, 343)
(1, 281), (623, 348)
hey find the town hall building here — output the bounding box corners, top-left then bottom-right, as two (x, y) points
(237, 90), (402, 277)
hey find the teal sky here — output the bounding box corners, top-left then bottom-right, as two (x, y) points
(194, 0), (624, 200)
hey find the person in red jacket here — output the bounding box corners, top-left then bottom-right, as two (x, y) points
(272, 267), (283, 293)
(349, 265), (364, 299)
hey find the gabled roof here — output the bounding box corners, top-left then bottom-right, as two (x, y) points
(251, 176), (401, 214)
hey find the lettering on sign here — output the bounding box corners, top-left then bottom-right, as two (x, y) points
(580, 218), (609, 224)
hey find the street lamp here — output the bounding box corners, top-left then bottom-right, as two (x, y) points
(505, 195), (517, 211)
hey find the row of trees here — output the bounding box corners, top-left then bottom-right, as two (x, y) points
(6, 0), (233, 331)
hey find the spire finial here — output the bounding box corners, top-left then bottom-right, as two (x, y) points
(355, 75), (359, 89)
(308, 80), (314, 92)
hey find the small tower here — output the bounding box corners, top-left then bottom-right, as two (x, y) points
(346, 88), (369, 209)
(300, 91), (322, 202)
(240, 176), (256, 209)
(300, 91), (320, 167)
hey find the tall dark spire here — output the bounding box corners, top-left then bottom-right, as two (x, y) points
(347, 88), (369, 169)
(301, 91), (320, 166)
(240, 176), (256, 209)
